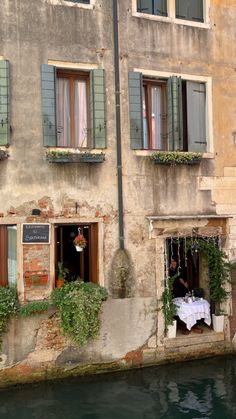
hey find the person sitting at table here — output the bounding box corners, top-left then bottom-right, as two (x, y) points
(169, 259), (189, 298)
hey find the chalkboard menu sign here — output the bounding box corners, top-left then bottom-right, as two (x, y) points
(22, 224), (50, 244)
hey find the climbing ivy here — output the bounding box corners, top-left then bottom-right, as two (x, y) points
(187, 238), (231, 313)
(0, 286), (19, 349)
(161, 274), (177, 329)
(51, 281), (108, 346)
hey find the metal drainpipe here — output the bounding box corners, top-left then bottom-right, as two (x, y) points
(112, 0), (124, 250)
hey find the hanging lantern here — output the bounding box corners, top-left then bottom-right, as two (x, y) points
(191, 241), (199, 268)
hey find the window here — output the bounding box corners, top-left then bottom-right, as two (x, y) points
(56, 70), (89, 148)
(136, 0), (206, 24)
(129, 72), (207, 152)
(137, 0), (167, 16)
(0, 60), (10, 146)
(41, 65), (106, 149)
(176, 0), (203, 22)
(0, 225), (17, 287)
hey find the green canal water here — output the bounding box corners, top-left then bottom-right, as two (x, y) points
(0, 355), (236, 419)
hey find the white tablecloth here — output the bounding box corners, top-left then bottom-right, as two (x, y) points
(173, 297), (211, 330)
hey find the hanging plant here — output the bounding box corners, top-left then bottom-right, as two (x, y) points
(73, 234), (87, 251)
(51, 281), (108, 346)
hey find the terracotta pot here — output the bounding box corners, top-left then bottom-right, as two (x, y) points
(56, 278), (64, 288)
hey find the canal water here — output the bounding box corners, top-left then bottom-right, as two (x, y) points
(0, 355), (236, 419)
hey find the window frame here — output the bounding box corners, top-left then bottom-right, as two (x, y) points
(132, 68), (213, 153)
(56, 68), (91, 148)
(143, 78), (168, 150)
(133, 0), (210, 28)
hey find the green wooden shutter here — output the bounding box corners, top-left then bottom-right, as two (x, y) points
(186, 81), (206, 152)
(0, 60), (10, 146)
(175, 0), (188, 19)
(41, 64), (57, 147)
(189, 0), (203, 22)
(128, 71), (143, 150)
(90, 69), (106, 149)
(167, 76), (183, 151)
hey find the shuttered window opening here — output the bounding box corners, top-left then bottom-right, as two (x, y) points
(41, 65), (106, 149)
(137, 0), (168, 16)
(129, 72), (207, 152)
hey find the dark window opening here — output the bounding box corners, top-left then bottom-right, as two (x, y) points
(137, 0), (167, 16)
(175, 0), (204, 23)
(55, 224), (98, 284)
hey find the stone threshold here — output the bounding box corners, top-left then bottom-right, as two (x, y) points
(164, 330), (224, 349)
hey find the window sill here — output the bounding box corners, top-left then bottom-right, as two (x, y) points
(0, 150), (9, 161)
(45, 151), (105, 164)
(48, 0), (95, 10)
(132, 12), (210, 30)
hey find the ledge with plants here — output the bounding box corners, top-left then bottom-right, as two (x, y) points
(0, 280), (108, 351)
(45, 150), (105, 164)
(150, 151), (202, 165)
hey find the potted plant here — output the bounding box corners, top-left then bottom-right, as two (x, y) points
(73, 233), (87, 252)
(56, 262), (69, 288)
(161, 276), (177, 338)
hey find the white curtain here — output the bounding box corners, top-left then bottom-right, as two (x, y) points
(74, 80), (87, 147)
(7, 226), (17, 287)
(151, 86), (162, 149)
(56, 78), (71, 147)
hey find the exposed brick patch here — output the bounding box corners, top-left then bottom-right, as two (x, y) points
(124, 350), (143, 367)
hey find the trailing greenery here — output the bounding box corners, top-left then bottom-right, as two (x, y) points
(51, 281), (108, 346)
(0, 286), (19, 349)
(150, 151), (202, 165)
(161, 275), (177, 329)
(19, 301), (51, 317)
(187, 238), (231, 314)
(46, 150), (105, 159)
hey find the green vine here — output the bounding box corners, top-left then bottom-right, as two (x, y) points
(51, 281), (108, 346)
(19, 301), (50, 317)
(0, 286), (19, 349)
(187, 239), (231, 314)
(161, 275), (177, 329)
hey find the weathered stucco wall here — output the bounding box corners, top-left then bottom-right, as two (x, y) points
(1, 0), (236, 386)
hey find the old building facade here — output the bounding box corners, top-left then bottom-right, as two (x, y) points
(0, 0), (236, 385)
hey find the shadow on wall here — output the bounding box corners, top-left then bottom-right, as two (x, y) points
(109, 249), (135, 298)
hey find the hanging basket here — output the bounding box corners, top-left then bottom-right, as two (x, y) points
(75, 245), (84, 252)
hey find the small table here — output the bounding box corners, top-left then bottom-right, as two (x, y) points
(173, 297), (211, 331)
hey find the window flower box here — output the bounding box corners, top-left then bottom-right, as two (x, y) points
(24, 272), (49, 287)
(150, 151), (202, 165)
(46, 151), (105, 164)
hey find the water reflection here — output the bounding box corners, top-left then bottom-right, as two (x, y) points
(0, 356), (236, 418)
